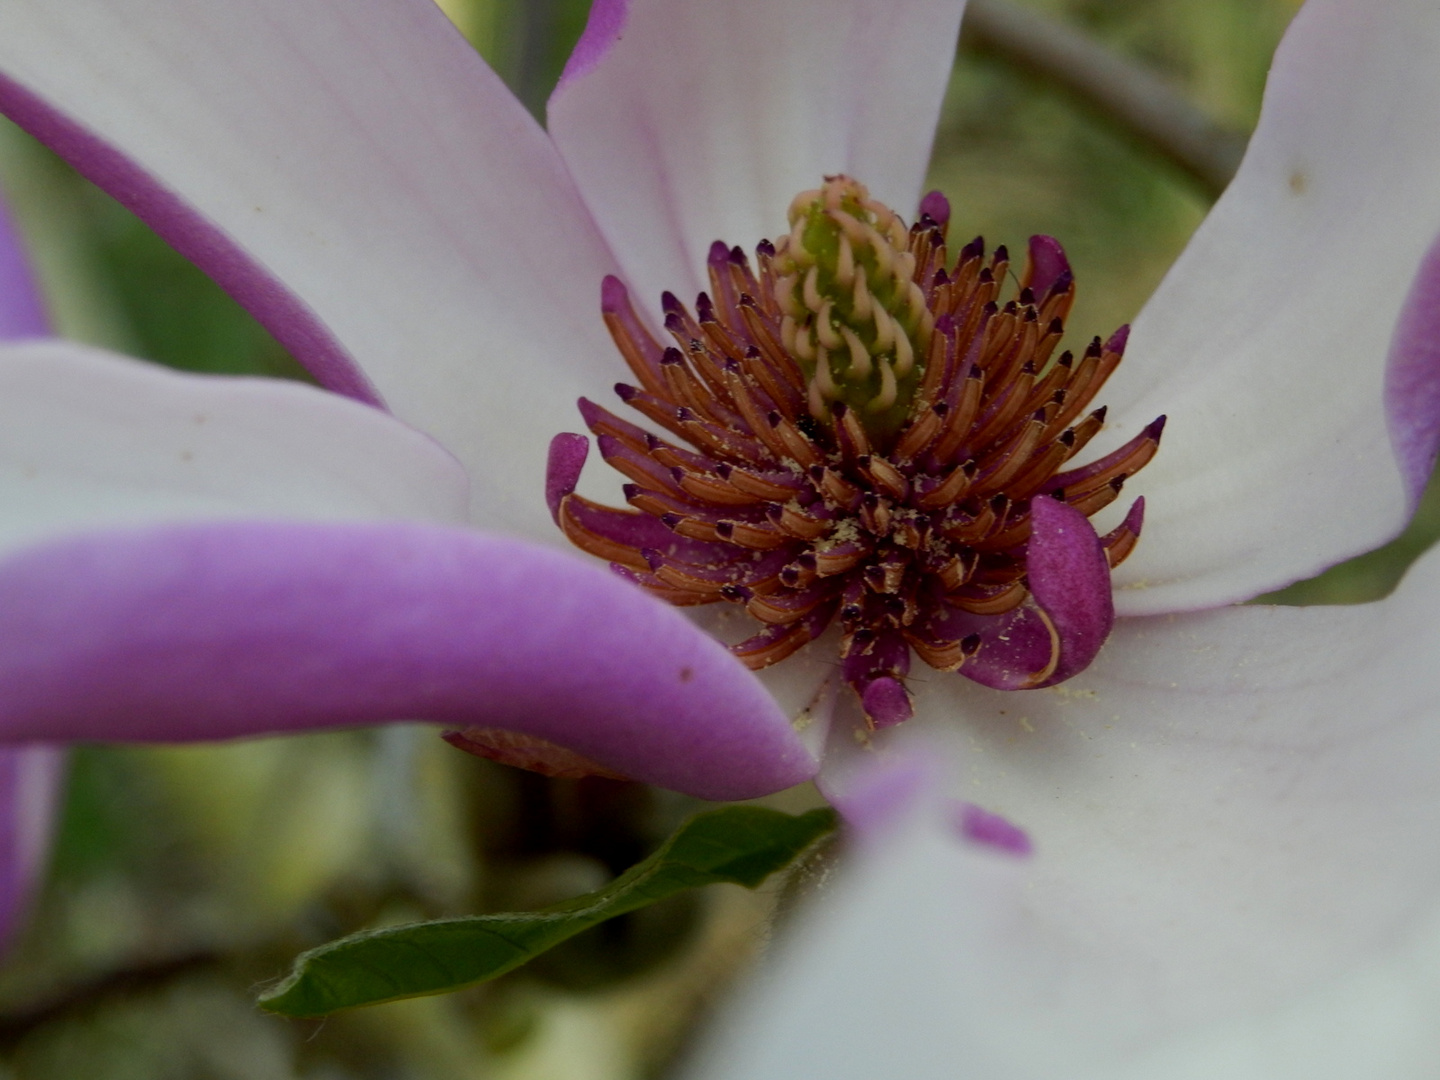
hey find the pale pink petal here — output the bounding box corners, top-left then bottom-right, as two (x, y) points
(0, 521), (816, 801)
(0, 339), (468, 558)
(688, 763), (1440, 1078)
(686, 771), (1048, 1079)
(548, 0), (968, 313)
(0, 0), (625, 538)
(1100, 0), (1440, 613)
(814, 539), (1440, 1050)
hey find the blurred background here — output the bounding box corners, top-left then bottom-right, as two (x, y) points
(0, 0), (1413, 1076)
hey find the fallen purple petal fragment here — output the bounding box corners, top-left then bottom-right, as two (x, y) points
(954, 801), (1032, 857)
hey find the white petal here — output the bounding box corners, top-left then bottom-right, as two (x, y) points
(0, 340), (468, 556)
(688, 770), (1440, 1079)
(685, 785), (1043, 1080)
(548, 0), (968, 313)
(812, 540), (1440, 1054)
(0, 0), (623, 537)
(1098, 0), (1440, 613)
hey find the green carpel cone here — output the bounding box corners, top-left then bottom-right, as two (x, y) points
(771, 176), (932, 448)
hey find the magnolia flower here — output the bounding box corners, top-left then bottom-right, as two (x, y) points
(0, 0), (1430, 776)
(0, 0), (1435, 970)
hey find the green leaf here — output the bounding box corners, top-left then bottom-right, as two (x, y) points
(258, 804), (837, 1017)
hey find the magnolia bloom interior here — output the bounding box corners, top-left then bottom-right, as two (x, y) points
(0, 0), (1437, 1068)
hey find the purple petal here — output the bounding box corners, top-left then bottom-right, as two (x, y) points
(0, 197), (47, 341)
(0, 73), (380, 406)
(943, 498), (1114, 691)
(1023, 496), (1114, 686)
(1385, 230), (1440, 512)
(0, 521), (816, 801)
(942, 604), (1056, 692)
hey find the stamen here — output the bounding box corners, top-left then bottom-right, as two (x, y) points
(555, 175), (1162, 729)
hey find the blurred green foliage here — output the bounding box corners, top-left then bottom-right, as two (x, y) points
(0, 1), (1420, 1078)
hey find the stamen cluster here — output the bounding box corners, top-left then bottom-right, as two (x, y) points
(556, 177), (1161, 727)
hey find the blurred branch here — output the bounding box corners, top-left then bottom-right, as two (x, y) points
(961, 0), (1249, 198)
(0, 949), (221, 1045)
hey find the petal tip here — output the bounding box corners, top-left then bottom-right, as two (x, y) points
(553, 0), (631, 95)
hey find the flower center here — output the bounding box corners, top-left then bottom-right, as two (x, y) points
(550, 176), (1162, 729)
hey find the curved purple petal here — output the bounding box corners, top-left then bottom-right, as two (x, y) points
(0, 197), (46, 341)
(1385, 230), (1440, 511)
(941, 498), (1114, 691)
(0, 521), (815, 801)
(1022, 496), (1114, 685)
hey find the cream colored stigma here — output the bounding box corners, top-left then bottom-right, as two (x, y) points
(771, 176), (934, 442)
